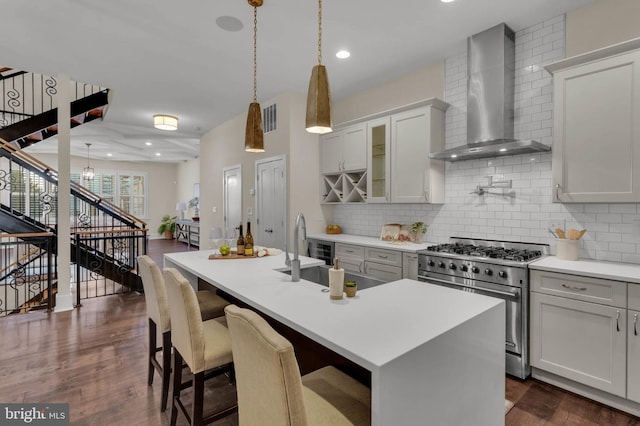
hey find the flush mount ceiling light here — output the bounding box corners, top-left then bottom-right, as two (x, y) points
(245, 0), (265, 153)
(305, 0), (332, 134)
(82, 143), (94, 181)
(336, 50), (350, 59)
(153, 114), (178, 131)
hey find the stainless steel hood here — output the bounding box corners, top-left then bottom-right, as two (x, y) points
(431, 23), (550, 162)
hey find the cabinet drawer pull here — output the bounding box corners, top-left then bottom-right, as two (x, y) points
(345, 249), (354, 253)
(561, 284), (587, 291)
(616, 310), (620, 332)
(555, 183), (561, 200)
(634, 314), (638, 336)
(377, 255), (388, 259)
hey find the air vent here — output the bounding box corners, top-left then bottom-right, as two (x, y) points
(263, 103), (277, 133)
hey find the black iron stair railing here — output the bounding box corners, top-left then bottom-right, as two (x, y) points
(0, 232), (54, 317)
(0, 137), (148, 310)
(1, 69), (109, 147)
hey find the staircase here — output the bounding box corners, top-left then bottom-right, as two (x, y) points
(0, 68), (109, 148)
(0, 68), (148, 314)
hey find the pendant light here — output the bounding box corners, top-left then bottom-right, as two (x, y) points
(82, 143), (95, 181)
(305, 0), (332, 134)
(245, 0), (265, 152)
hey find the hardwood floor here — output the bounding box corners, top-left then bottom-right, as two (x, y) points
(0, 238), (638, 425)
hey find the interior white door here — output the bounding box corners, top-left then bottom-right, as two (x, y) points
(223, 165), (242, 239)
(256, 156), (286, 249)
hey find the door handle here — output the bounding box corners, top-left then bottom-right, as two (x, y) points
(634, 313), (638, 336)
(616, 310), (620, 332)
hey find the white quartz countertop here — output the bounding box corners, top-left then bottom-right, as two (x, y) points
(530, 256), (640, 284)
(164, 250), (502, 370)
(307, 233), (436, 253)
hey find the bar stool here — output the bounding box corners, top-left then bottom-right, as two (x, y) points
(224, 304), (371, 425)
(164, 268), (237, 426)
(137, 255), (230, 412)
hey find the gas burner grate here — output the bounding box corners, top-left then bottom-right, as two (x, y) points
(426, 243), (542, 261)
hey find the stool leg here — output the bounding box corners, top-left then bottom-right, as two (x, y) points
(170, 348), (183, 426)
(148, 318), (156, 386)
(192, 372), (204, 426)
(160, 331), (171, 412)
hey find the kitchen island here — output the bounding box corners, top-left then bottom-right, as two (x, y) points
(165, 250), (506, 426)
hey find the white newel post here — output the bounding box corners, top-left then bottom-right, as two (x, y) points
(55, 74), (73, 312)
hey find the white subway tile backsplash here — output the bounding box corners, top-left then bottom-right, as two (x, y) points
(332, 14), (640, 264)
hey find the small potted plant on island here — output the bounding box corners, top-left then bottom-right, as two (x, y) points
(158, 214), (177, 239)
(345, 280), (357, 298)
(411, 221), (428, 243)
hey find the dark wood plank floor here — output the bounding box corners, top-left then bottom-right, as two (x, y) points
(0, 238), (638, 425)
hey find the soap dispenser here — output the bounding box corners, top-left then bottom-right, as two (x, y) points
(329, 257), (344, 300)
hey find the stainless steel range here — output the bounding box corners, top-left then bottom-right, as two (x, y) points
(417, 238), (549, 379)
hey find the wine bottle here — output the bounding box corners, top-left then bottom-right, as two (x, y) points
(245, 221), (254, 256)
(236, 224), (245, 256)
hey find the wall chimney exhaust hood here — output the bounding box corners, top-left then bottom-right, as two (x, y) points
(430, 23), (550, 162)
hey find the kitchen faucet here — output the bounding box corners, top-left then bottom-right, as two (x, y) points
(289, 212), (306, 282)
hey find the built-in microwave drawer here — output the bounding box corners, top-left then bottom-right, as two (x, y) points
(629, 284), (640, 311)
(365, 247), (403, 267)
(335, 243), (364, 259)
(530, 270), (626, 308)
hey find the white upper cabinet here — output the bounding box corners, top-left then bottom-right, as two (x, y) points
(365, 99), (448, 204)
(546, 39), (640, 203)
(366, 117), (391, 203)
(391, 106), (446, 203)
(321, 123), (367, 174)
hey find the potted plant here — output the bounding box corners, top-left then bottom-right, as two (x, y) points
(188, 197), (200, 221)
(345, 280), (357, 298)
(158, 214), (177, 239)
(411, 222), (428, 243)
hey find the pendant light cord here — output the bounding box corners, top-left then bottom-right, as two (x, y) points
(253, 6), (258, 103)
(317, 0), (322, 65)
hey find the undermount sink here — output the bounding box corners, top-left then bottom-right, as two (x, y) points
(282, 264), (387, 290)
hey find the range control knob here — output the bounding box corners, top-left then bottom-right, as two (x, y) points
(427, 260), (434, 267)
(484, 268), (493, 276)
(438, 261), (446, 268)
(449, 263), (456, 270)
(498, 271), (508, 279)
(460, 265), (468, 272)
(471, 266), (480, 273)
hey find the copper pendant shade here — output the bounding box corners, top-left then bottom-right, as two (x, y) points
(305, 0), (332, 134)
(245, 102), (264, 152)
(305, 64), (332, 134)
(245, 0), (265, 152)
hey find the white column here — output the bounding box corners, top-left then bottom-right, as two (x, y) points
(55, 74), (73, 312)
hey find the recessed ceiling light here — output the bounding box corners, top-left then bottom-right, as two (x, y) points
(155, 152), (161, 156)
(107, 153), (112, 157)
(336, 50), (350, 59)
(499, 148), (507, 152)
(451, 154), (457, 158)
(145, 142), (152, 146)
(441, 0), (455, 3)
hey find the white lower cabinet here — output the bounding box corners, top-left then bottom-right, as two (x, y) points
(402, 253), (419, 280)
(334, 242), (405, 281)
(628, 309), (640, 404)
(530, 292), (627, 397)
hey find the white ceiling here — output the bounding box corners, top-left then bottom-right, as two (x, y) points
(2, 0), (595, 163)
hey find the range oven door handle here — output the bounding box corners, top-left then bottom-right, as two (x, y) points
(417, 274), (520, 300)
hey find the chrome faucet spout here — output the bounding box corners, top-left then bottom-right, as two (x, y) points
(291, 212), (307, 281)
